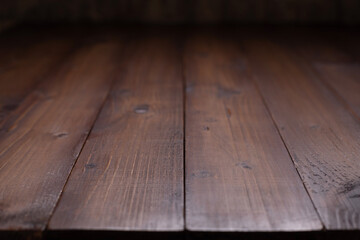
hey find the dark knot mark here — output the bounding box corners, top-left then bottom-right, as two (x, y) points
(217, 86), (241, 98)
(134, 104), (149, 114)
(186, 83), (194, 93)
(173, 192), (181, 198)
(118, 89), (131, 96)
(310, 125), (320, 130)
(186, 86), (193, 93)
(206, 118), (217, 123)
(236, 162), (252, 170)
(191, 170), (213, 178)
(85, 163), (96, 169)
(203, 126), (210, 131)
(350, 194), (360, 199)
(338, 180), (360, 194)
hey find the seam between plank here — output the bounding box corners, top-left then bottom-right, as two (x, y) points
(44, 37), (127, 231)
(240, 40), (325, 230)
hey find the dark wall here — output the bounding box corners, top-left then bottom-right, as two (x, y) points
(1, 0), (360, 26)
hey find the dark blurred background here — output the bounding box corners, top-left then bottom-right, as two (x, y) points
(1, 0), (360, 31)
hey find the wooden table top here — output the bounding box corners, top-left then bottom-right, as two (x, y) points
(0, 25), (359, 239)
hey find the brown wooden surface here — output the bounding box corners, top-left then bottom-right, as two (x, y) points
(49, 33), (184, 230)
(0, 27), (359, 235)
(0, 32), (77, 123)
(0, 35), (121, 230)
(312, 62), (360, 118)
(242, 35), (360, 229)
(184, 32), (322, 231)
(283, 31), (360, 118)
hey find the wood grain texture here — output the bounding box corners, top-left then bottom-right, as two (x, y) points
(0, 33), (77, 122)
(312, 63), (360, 118)
(184, 32), (322, 231)
(242, 36), (360, 230)
(283, 31), (360, 118)
(49, 34), (184, 231)
(0, 37), (121, 230)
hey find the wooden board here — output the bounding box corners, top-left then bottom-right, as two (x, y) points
(282, 31), (360, 118)
(184, 32), (322, 231)
(312, 63), (360, 118)
(0, 34), (77, 123)
(242, 36), (360, 230)
(0, 36), (121, 230)
(49, 34), (184, 231)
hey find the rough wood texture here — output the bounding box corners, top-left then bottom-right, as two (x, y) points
(0, 37), (121, 230)
(184, 32), (322, 231)
(242, 36), (360, 229)
(0, 33), (77, 122)
(0, 27), (360, 236)
(49, 34), (184, 230)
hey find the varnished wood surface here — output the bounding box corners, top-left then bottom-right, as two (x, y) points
(242, 33), (360, 229)
(282, 30), (360, 118)
(0, 32), (122, 230)
(0, 31), (78, 123)
(0, 26), (359, 237)
(312, 62), (360, 118)
(49, 33), (184, 230)
(184, 33), (322, 231)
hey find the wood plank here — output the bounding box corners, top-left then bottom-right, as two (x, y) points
(184, 32), (322, 231)
(242, 35), (360, 230)
(0, 32), (77, 123)
(281, 31), (360, 118)
(278, 29), (354, 64)
(49, 34), (184, 231)
(0, 36), (122, 230)
(334, 29), (360, 62)
(312, 63), (360, 118)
